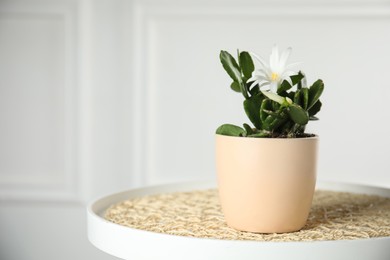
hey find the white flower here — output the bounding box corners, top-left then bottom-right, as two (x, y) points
(248, 45), (299, 93)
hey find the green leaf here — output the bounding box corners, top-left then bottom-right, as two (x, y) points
(248, 131), (271, 138)
(260, 103), (288, 131)
(271, 100), (281, 111)
(287, 104), (309, 125)
(263, 109), (279, 118)
(287, 91), (295, 101)
(301, 88), (309, 110)
(249, 84), (260, 96)
(263, 115), (287, 131)
(278, 72), (305, 93)
(293, 88), (309, 110)
(308, 79), (324, 109)
(291, 72), (305, 86)
(243, 93), (264, 129)
(293, 90), (302, 106)
(260, 99), (273, 122)
(216, 124), (246, 136)
(288, 124), (306, 136)
(309, 116), (319, 121)
(280, 120), (295, 133)
(230, 81), (241, 92)
(243, 123), (254, 135)
(220, 50), (242, 84)
(308, 100), (322, 117)
(239, 51), (254, 79)
(278, 80), (293, 93)
(261, 91), (287, 105)
(263, 109), (287, 119)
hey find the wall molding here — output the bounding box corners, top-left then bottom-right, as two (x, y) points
(131, 0), (390, 185)
(0, 1), (80, 202)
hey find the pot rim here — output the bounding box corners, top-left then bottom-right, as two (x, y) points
(215, 133), (319, 140)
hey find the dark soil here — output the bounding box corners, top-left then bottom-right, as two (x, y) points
(269, 133), (316, 138)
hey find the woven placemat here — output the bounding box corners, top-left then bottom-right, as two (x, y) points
(105, 189), (390, 242)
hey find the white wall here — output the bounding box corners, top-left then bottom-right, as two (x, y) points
(0, 0), (389, 259)
(131, 0), (390, 187)
(0, 0), (123, 259)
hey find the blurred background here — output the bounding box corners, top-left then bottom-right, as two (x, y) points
(1, 0), (390, 259)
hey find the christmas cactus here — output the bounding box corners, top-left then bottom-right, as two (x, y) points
(216, 46), (324, 138)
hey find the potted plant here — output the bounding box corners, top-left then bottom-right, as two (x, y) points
(216, 46), (324, 233)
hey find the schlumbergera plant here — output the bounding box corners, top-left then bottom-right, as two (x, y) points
(216, 46), (324, 138)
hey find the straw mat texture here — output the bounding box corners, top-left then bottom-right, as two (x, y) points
(105, 190), (390, 241)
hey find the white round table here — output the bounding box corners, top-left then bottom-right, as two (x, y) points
(87, 181), (390, 260)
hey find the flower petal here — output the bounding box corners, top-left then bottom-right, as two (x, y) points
(248, 74), (267, 84)
(279, 47), (292, 69)
(249, 80), (259, 89)
(252, 69), (268, 77)
(251, 46), (300, 92)
(250, 52), (268, 68)
(270, 81), (278, 93)
(269, 45), (279, 71)
(259, 81), (269, 87)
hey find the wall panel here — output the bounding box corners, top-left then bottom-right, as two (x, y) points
(131, 1), (390, 187)
(0, 1), (79, 201)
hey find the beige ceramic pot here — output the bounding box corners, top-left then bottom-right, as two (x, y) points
(216, 134), (318, 233)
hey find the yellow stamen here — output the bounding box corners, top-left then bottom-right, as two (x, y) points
(271, 72), (279, 81)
